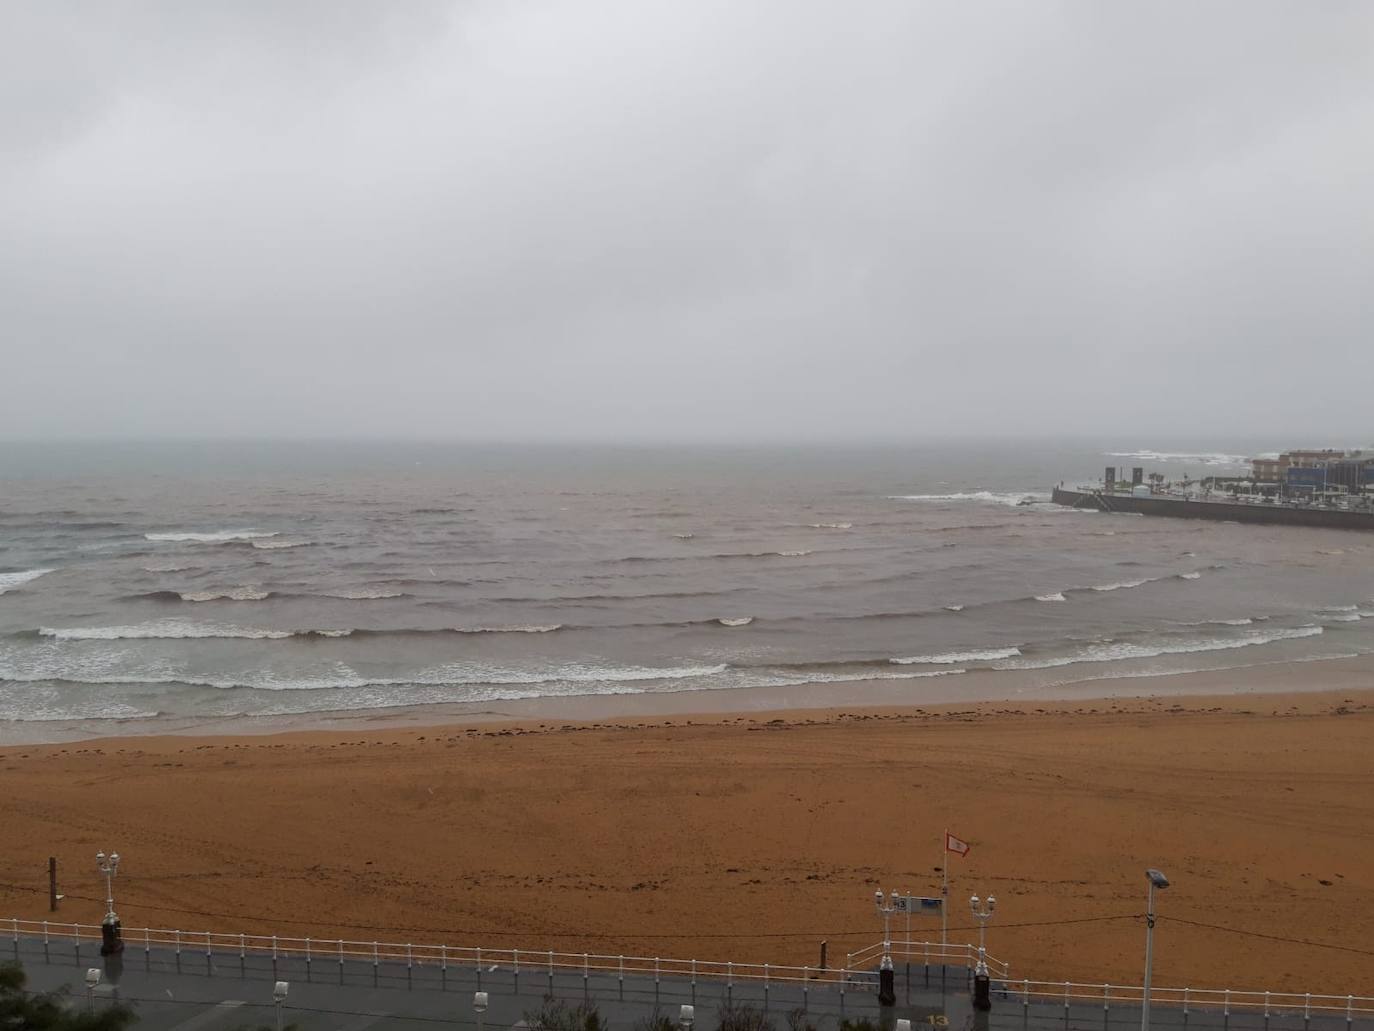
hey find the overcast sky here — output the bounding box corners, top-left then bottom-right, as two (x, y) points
(3, 1), (1372, 443)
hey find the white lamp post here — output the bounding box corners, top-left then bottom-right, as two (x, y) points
(85, 968), (101, 1014)
(1142, 869), (1169, 1031)
(873, 890), (899, 1005)
(969, 894), (996, 976)
(273, 981), (289, 1031)
(474, 990), (489, 1031)
(95, 851), (123, 955)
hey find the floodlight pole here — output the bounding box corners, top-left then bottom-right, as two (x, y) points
(1142, 869), (1169, 1031)
(95, 851), (123, 955)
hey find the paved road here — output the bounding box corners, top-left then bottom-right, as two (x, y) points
(5, 936), (1364, 1031)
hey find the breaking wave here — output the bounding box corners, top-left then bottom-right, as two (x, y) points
(180, 587), (272, 602)
(1107, 450), (1249, 467)
(891, 646), (1022, 665)
(251, 539), (313, 550)
(888, 491), (1048, 507)
(1088, 578), (1154, 592)
(808, 522), (853, 529)
(994, 626), (1324, 671)
(40, 620), (293, 641)
(716, 617), (754, 627)
(0, 569), (53, 595)
(1035, 592), (1067, 602)
(146, 530), (277, 543)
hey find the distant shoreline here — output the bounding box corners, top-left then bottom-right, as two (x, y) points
(4, 651), (1371, 746)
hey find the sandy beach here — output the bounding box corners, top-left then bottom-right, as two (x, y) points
(2, 662), (1372, 997)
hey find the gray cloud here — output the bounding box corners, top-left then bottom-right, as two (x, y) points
(3, 1), (1372, 441)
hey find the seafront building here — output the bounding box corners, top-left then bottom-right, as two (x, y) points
(1250, 449), (1374, 493)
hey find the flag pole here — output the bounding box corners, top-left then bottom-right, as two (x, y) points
(941, 828), (948, 948)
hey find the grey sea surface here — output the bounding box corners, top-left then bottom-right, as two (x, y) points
(1, 440), (1371, 735)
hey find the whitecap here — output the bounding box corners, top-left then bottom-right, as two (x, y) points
(994, 625), (1324, 671)
(39, 619), (292, 641)
(1090, 578), (1153, 592)
(778, 550), (812, 557)
(452, 624), (563, 634)
(180, 586), (271, 602)
(325, 588), (406, 600)
(252, 539), (312, 550)
(0, 569), (53, 595)
(891, 646), (1022, 665)
(808, 522), (853, 529)
(887, 491), (1047, 507)
(146, 530), (277, 543)
(716, 617), (754, 627)
(673, 533), (695, 539)
(1035, 592), (1067, 602)
(943, 604), (965, 612)
(1178, 572), (1202, 580)
(1106, 450), (1249, 467)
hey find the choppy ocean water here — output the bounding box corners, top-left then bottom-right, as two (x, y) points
(1, 440), (1371, 732)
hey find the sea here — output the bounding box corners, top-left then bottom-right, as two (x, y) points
(2, 439), (1372, 738)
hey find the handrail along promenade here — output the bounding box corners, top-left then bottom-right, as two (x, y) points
(8, 916), (1373, 1020)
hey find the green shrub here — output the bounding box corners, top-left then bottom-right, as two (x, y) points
(525, 995), (605, 1031)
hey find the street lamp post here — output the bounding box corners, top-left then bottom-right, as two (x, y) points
(874, 890), (899, 1006)
(1142, 869), (1169, 1031)
(273, 981), (289, 1031)
(95, 852), (123, 955)
(969, 894), (996, 1012)
(84, 968), (101, 1014)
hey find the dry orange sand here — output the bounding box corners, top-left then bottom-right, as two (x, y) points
(1, 690), (1371, 996)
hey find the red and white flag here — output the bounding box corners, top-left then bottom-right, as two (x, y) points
(945, 831), (970, 857)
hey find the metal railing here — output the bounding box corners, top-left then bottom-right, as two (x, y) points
(8, 917), (1371, 1018)
(1013, 979), (1374, 1020)
(844, 938), (1009, 981)
(7, 918), (979, 994)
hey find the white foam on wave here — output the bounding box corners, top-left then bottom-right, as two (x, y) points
(1035, 592), (1067, 602)
(0, 569), (53, 595)
(673, 533), (695, 539)
(1178, 571), (1202, 580)
(1107, 450), (1249, 467)
(1089, 578), (1154, 592)
(180, 586), (271, 602)
(994, 625), (1325, 671)
(1325, 613), (1362, 623)
(143, 563), (194, 573)
(146, 530), (277, 543)
(326, 588), (406, 600)
(1322, 605), (1358, 612)
(716, 617), (754, 627)
(40, 619), (292, 641)
(452, 624), (563, 634)
(778, 550), (812, 557)
(252, 539), (311, 550)
(891, 646), (1022, 665)
(888, 491), (1047, 507)
(808, 522), (853, 529)
(944, 604), (965, 612)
